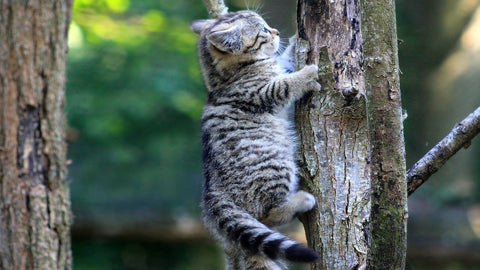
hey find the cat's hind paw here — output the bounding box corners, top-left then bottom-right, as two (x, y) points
(296, 190), (316, 212)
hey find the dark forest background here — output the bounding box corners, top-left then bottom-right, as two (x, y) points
(67, 0), (480, 269)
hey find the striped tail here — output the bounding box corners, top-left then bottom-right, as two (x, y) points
(205, 201), (319, 263)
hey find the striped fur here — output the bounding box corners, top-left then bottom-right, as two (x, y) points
(191, 11), (321, 270)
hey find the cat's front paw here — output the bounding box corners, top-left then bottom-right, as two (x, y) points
(288, 35), (297, 47)
(300, 64), (319, 80)
(300, 65), (321, 92)
(307, 80), (322, 92)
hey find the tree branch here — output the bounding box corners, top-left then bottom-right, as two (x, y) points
(407, 106), (480, 196)
(202, 0), (228, 18)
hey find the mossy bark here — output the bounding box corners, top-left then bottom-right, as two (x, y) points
(295, 0), (370, 269)
(360, 0), (408, 269)
(0, 1), (73, 269)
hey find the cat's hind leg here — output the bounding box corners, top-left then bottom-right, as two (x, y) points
(262, 190), (316, 227)
(224, 242), (245, 270)
(245, 255), (284, 270)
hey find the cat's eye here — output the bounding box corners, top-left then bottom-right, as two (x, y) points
(262, 26), (271, 33)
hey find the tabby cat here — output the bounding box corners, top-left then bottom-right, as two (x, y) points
(191, 10), (321, 270)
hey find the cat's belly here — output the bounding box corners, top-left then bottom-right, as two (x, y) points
(207, 115), (298, 214)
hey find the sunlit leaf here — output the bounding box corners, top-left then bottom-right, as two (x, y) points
(142, 10), (166, 32)
(68, 21), (84, 48)
(105, 0), (130, 13)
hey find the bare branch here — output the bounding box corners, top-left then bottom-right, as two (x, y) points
(407, 106), (480, 196)
(202, 0), (228, 18)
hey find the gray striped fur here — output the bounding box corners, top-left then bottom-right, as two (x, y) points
(191, 10), (321, 270)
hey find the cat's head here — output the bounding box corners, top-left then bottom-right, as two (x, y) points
(191, 11), (280, 57)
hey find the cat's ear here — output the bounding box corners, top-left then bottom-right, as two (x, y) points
(206, 24), (243, 54)
(190, 19), (214, 35)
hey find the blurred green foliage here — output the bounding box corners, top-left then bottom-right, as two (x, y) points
(67, 0), (212, 217)
(73, 239), (223, 270)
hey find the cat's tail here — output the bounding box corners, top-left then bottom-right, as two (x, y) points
(203, 198), (319, 263)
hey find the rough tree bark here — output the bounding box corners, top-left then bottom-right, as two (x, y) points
(0, 1), (73, 269)
(296, 0), (408, 269)
(295, 1), (370, 269)
(360, 0), (408, 269)
(202, 0), (228, 18)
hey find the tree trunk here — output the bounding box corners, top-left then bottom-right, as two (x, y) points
(295, 1), (370, 269)
(0, 1), (73, 269)
(361, 0), (407, 268)
(296, 0), (407, 269)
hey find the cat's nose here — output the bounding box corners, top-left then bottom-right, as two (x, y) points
(271, 29), (280, 36)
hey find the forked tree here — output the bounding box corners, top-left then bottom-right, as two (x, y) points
(201, 0), (480, 269)
(0, 1), (74, 269)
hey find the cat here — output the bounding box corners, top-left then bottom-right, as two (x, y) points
(191, 10), (321, 270)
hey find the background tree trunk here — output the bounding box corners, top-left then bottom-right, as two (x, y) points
(295, 0), (370, 269)
(0, 1), (73, 269)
